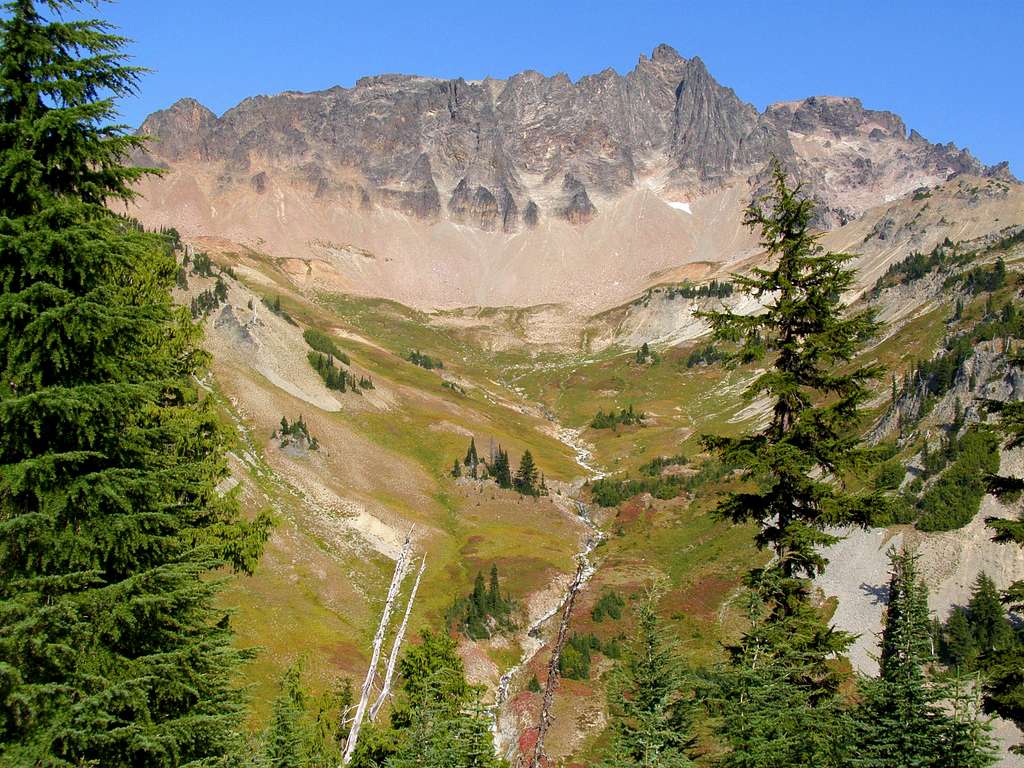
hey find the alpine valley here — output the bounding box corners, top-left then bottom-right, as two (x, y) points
(129, 44), (1024, 765)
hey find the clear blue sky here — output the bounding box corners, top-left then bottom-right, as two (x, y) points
(95, 0), (1021, 175)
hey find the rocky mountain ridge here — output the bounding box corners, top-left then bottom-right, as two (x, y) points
(136, 44), (1010, 233)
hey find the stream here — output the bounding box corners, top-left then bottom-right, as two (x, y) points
(491, 424), (606, 755)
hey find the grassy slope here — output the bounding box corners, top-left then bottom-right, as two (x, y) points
(201, 233), (1021, 756)
(201, 254), (586, 720)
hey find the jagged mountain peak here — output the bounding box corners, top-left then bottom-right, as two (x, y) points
(129, 49), (1018, 315)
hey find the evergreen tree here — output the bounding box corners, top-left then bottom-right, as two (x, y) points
(514, 449), (539, 495)
(601, 596), (696, 768)
(472, 571), (488, 621)
(488, 564), (502, 612)
(982, 402), (1024, 742)
(261, 665), (311, 768)
(491, 447), (512, 489)
(966, 573), (1016, 656)
(698, 162), (883, 603)
(464, 438), (478, 469)
(944, 607), (980, 669)
(706, 578), (853, 768)
(0, 2), (268, 765)
(452, 458), (462, 478)
(699, 165), (882, 767)
(852, 549), (996, 768)
(386, 630), (501, 768)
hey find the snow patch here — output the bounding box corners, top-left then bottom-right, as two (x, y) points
(666, 200), (692, 214)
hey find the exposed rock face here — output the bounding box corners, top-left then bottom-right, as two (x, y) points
(135, 45), (1013, 234)
(559, 174), (596, 224)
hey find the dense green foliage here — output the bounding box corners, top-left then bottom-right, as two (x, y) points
(254, 665), (351, 768)
(916, 429), (1000, 531)
(701, 164), (883, 585)
(590, 458), (734, 508)
(0, 2), (269, 764)
(405, 349), (443, 370)
(385, 631), (502, 768)
(559, 632), (622, 680)
(308, 350), (362, 393)
(189, 249), (217, 277)
(446, 565), (514, 640)
(514, 449), (540, 495)
(639, 453), (688, 476)
(190, 274), (229, 318)
(870, 238), (963, 295)
(591, 404), (646, 429)
(303, 328), (350, 364)
(981, 399), (1024, 748)
(592, 590), (626, 622)
(666, 279), (734, 300)
(852, 550), (996, 768)
(684, 342), (727, 368)
(635, 342), (658, 364)
(453, 439), (542, 495)
(255, 633), (501, 768)
(948, 257), (1008, 296)
(896, 305), (1024, 425)
(590, 474), (684, 507)
(600, 598), (696, 768)
(491, 446), (512, 488)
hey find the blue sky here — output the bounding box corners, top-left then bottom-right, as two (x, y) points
(96, 0), (1022, 175)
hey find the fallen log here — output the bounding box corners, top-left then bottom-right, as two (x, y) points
(529, 556), (586, 768)
(341, 533), (413, 766)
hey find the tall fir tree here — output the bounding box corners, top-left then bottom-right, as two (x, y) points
(966, 573), (1016, 657)
(698, 161), (883, 605)
(514, 449), (538, 496)
(488, 564), (502, 612)
(852, 549), (996, 768)
(982, 398), (1024, 743)
(699, 165), (882, 766)
(491, 447), (512, 489)
(0, 2), (268, 764)
(601, 595), (696, 768)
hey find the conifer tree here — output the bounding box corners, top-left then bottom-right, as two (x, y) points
(0, 2), (268, 764)
(944, 607), (980, 669)
(601, 596), (696, 768)
(699, 165), (882, 766)
(386, 630), (501, 768)
(491, 447), (512, 489)
(472, 571), (488, 620)
(262, 665), (312, 768)
(699, 161), (883, 603)
(966, 573), (1016, 656)
(982, 399), (1024, 740)
(465, 438), (478, 470)
(488, 564), (502, 612)
(852, 550), (996, 768)
(515, 449), (538, 495)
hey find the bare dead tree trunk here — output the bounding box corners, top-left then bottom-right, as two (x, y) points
(369, 554), (426, 722)
(529, 557), (586, 768)
(341, 533), (413, 766)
